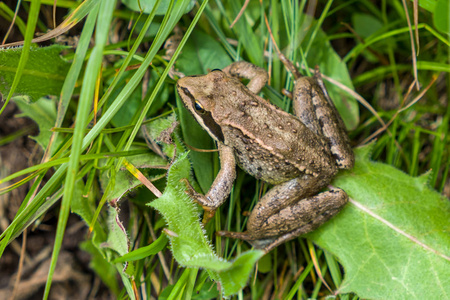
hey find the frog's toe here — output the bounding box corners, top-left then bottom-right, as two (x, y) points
(248, 239), (277, 251)
(201, 208), (216, 223)
(181, 178), (210, 204)
(217, 230), (276, 251)
(217, 230), (252, 240)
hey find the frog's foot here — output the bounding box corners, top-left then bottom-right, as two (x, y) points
(216, 230), (252, 240)
(216, 230), (276, 252)
(180, 178), (217, 223)
(220, 185), (349, 252)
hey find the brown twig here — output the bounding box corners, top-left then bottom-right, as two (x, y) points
(309, 242), (333, 293)
(360, 74), (437, 145)
(229, 0), (251, 28)
(401, 0), (420, 90)
(184, 142), (219, 153)
(2, 1), (21, 45)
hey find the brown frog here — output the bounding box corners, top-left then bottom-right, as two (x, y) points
(177, 61), (354, 252)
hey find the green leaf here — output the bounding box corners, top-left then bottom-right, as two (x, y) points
(112, 234), (168, 263)
(13, 96), (62, 152)
(122, 0), (195, 15)
(176, 30), (232, 75)
(257, 252), (272, 274)
(308, 145), (450, 299)
(352, 13), (383, 38)
(415, 0), (438, 12)
(433, 0), (450, 34)
(104, 205), (130, 257)
(106, 68), (170, 127)
(0, 45), (70, 102)
(103, 205), (136, 279)
(149, 152), (264, 297)
(106, 69), (144, 128)
(140, 112), (185, 159)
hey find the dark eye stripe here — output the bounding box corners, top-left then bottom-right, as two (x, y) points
(199, 111), (224, 143)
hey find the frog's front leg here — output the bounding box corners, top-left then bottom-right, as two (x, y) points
(217, 176), (348, 252)
(223, 61), (269, 94)
(184, 143), (236, 222)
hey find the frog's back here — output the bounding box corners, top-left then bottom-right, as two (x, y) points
(217, 88), (337, 184)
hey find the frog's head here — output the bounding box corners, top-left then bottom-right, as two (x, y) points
(177, 70), (227, 142)
(177, 70), (228, 106)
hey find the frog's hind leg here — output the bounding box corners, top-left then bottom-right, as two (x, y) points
(253, 188), (347, 252)
(292, 75), (354, 170)
(217, 177), (348, 252)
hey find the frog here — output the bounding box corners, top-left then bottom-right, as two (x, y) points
(177, 60), (354, 252)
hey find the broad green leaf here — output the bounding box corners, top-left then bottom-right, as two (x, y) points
(308, 145), (450, 299)
(433, 0), (450, 34)
(176, 29), (232, 194)
(414, 0), (438, 12)
(352, 13), (383, 38)
(0, 45), (70, 102)
(106, 69), (144, 128)
(71, 178), (107, 252)
(176, 30), (232, 75)
(106, 68), (170, 128)
(149, 152), (264, 297)
(257, 252), (273, 274)
(13, 96), (62, 152)
(122, 0), (195, 15)
(104, 205), (130, 257)
(103, 205), (136, 278)
(351, 13), (396, 63)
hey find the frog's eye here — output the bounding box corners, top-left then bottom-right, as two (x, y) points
(211, 69), (221, 72)
(194, 101), (205, 113)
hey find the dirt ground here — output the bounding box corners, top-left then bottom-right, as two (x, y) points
(0, 2), (113, 297)
(0, 103), (114, 299)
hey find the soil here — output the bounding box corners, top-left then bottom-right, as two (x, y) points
(0, 103), (114, 299)
(0, 2), (113, 297)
